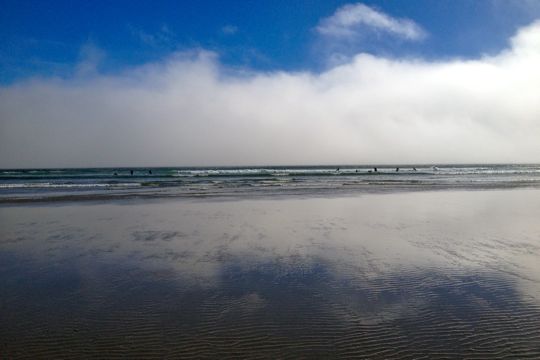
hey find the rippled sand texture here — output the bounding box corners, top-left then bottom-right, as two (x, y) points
(1, 189), (540, 358)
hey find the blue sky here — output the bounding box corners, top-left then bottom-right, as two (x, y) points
(2, 1), (540, 167)
(2, 0), (540, 83)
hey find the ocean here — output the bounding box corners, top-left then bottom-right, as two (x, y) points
(2, 163), (540, 202)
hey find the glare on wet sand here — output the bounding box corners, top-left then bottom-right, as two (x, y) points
(1, 189), (540, 358)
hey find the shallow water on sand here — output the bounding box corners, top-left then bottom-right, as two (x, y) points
(1, 189), (540, 358)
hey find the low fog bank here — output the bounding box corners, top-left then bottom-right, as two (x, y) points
(1, 22), (540, 168)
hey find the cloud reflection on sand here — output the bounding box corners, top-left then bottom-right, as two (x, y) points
(2, 190), (540, 297)
(2, 190), (540, 357)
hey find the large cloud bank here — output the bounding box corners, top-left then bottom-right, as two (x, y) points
(1, 22), (540, 167)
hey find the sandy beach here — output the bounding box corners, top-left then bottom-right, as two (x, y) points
(4, 1), (540, 357)
(1, 188), (540, 358)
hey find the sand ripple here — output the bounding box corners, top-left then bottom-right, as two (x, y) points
(2, 259), (540, 359)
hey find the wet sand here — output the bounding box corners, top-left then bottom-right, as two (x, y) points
(1, 189), (540, 358)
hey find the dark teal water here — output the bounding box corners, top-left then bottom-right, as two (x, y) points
(2, 164), (540, 201)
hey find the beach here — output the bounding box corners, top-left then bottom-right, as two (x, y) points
(1, 188), (540, 358)
(4, 0), (540, 357)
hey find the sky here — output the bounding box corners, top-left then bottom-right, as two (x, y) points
(1, 0), (540, 167)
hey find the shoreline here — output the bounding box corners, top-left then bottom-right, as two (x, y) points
(2, 181), (540, 205)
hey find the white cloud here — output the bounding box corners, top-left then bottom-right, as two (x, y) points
(75, 43), (105, 77)
(317, 3), (427, 41)
(129, 24), (176, 47)
(1, 22), (540, 167)
(221, 25), (238, 35)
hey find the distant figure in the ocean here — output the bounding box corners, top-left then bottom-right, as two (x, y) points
(374, 167), (378, 172)
(130, 170), (134, 175)
(355, 169), (358, 173)
(148, 170), (152, 175)
(396, 167), (399, 172)
(113, 172), (118, 176)
(413, 167), (417, 171)
(336, 167), (340, 172)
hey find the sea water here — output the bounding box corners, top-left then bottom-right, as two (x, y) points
(2, 164), (540, 202)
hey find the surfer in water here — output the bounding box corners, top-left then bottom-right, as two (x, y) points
(396, 167), (399, 172)
(130, 170), (134, 175)
(374, 167), (378, 172)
